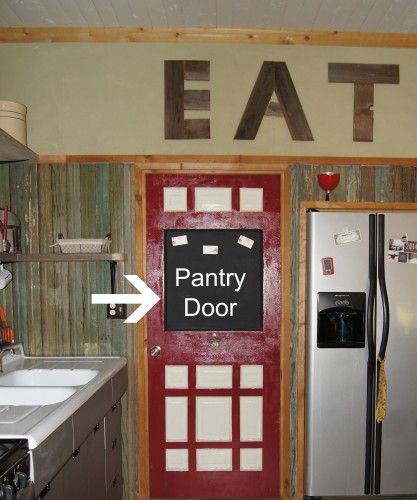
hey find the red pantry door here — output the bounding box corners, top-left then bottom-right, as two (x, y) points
(146, 173), (281, 498)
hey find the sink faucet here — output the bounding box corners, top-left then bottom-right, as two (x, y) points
(0, 347), (15, 372)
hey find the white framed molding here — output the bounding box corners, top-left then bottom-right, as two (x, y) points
(196, 449), (233, 471)
(195, 187), (232, 212)
(164, 187), (187, 212)
(166, 449), (189, 471)
(196, 396), (232, 442)
(166, 397), (188, 442)
(196, 365), (233, 388)
(240, 188), (263, 212)
(165, 365), (189, 389)
(240, 448), (263, 471)
(240, 365), (263, 388)
(240, 396), (263, 441)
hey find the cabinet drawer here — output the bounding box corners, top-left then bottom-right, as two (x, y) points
(33, 418), (73, 497)
(88, 420), (106, 500)
(37, 467), (64, 499)
(106, 468), (123, 500)
(73, 382), (112, 447)
(105, 401), (122, 488)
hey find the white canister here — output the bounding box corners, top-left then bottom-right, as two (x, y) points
(0, 101), (27, 145)
(0, 265), (12, 290)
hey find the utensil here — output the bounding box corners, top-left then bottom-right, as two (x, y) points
(0, 306), (14, 344)
(2, 204), (10, 252)
(3, 204), (7, 241)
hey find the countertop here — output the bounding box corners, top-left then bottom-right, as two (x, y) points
(0, 346), (127, 449)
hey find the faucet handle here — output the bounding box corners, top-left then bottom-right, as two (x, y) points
(0, 345), (16, 372)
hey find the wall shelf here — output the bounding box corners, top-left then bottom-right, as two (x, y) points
(0, 253), (127, 263)
(0, 128), (39, 163)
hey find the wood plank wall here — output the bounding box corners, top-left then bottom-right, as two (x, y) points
(290, 163), (417, 499)
(0, 162), (137, 500)
(3, 161), (417, 500)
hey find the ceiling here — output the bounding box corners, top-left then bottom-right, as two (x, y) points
(1, 0), (417, 35)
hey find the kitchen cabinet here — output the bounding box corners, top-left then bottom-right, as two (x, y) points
(89, 421), (107, 500)
(106, 470), (123, 500)
(105, 403), (122, 497)
(27, 361), (128, 499)
(37, 401), (123, 500)
(0, 128), (38, 163)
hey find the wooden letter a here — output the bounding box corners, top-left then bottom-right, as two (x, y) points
(235, 61), (313, 141)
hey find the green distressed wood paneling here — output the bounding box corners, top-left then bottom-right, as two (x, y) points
(5, 161), (417, 500)
(0, 161), (136, 500)
(290, 163), (417, 499)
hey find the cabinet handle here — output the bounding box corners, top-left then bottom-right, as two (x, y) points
(94, 422), (100, 433)
(39, 483), (51, 498)
(72, 447), (81, 459)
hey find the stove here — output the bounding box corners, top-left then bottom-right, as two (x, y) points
(0, 439), (34, 499)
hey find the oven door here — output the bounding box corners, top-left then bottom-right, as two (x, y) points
(17, 482), (35, 500)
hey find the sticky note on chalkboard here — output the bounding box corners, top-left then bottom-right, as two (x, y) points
(238, 235), (254, 249)
(172, 235), (188, 246)
(203, 245), (218, 255)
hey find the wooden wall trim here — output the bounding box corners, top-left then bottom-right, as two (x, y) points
(38, 154), (417, 166)
(136, 167), (149, 500)
(280, 166), (292, 499)
(2, 27), (417, 48)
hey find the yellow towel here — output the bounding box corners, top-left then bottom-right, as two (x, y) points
(376, 355), (387, 423)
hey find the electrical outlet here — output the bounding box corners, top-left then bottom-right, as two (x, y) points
(107, 303), (127, 320)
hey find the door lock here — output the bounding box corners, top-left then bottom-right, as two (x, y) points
(209, 333), (221, 347)
(150, 345), (161, 357)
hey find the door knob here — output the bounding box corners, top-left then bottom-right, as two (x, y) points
(150, 345), (161, 357)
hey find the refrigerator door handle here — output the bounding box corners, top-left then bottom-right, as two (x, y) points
(377, 214), (390, 363)
(374, 213), (391, 494)
(365, 214), (377, 495)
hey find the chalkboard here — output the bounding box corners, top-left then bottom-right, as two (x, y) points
(164, 229), (263, 331)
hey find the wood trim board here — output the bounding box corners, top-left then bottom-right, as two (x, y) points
(37, 155), (417, 167)
(2, 27), (417, 48)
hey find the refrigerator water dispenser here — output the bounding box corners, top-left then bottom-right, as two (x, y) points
(317, 292), (366, 348)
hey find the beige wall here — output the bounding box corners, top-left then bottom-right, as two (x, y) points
(0, 42), (416, 157)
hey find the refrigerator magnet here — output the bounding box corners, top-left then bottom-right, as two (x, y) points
(321, 257), (334, 275)
(334, 229), (361, 245)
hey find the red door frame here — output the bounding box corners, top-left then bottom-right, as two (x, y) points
(136, 164), (291, 500)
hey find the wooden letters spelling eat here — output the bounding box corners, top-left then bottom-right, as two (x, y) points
(164, 60), (399, 142)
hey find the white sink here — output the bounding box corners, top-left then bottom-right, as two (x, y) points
(0, 386), (76, 406)
(0, 369), (99, 387)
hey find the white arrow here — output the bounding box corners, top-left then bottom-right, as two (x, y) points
(92, 275), (160, 323)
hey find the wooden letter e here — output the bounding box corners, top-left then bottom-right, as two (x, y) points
(164, 60), (210, 139)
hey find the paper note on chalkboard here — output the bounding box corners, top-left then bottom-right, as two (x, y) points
(172, 235), (188, 246)
(203, 245), (218, 255)
(238, 235), (254, 249)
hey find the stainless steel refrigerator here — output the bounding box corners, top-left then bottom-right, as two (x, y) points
(305, 210), (417, 498)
